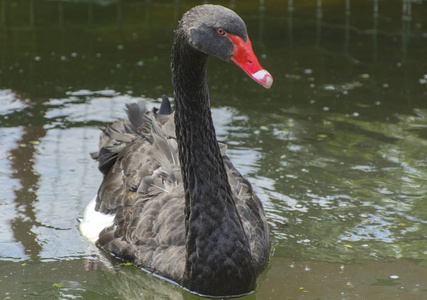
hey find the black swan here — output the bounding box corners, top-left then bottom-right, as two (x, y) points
(80, 4), (272, 297)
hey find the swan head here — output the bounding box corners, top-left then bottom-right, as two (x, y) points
(182, 5), (273, 89)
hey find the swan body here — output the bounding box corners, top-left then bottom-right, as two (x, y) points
(81, 4), (272, 297)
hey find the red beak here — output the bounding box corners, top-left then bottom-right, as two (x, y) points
(227, 34), (273, 89)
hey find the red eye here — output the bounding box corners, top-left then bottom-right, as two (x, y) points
(217, 28), (225, 35)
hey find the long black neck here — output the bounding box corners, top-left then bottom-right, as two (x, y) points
(171, 29), (256, 296)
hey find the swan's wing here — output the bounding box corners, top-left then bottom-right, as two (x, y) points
(91, 101), (186, 280)
(223, 155), (270, 273)
(94, 102), (177, 212)
(90, 101), (268, 280)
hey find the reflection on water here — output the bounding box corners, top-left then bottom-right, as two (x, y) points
(1, 0), (427, 299)
(1, 256), (427, 299)
(9, 117), (45, 259)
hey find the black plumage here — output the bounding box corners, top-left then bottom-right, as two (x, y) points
(88, 4), (270, 297)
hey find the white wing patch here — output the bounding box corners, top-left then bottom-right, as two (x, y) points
(79, 195), (115, 243)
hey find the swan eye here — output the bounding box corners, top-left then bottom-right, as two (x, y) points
(217, 28), (226, 35)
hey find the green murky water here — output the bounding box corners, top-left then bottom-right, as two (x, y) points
(1, 0), (427, 299)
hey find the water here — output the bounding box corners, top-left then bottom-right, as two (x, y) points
(1, 0), (427, 299)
